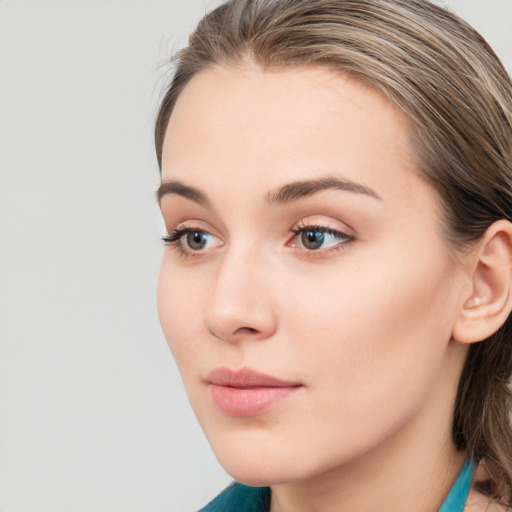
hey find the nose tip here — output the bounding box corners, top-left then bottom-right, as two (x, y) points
(203, 258), (277, 343)
(205, 305), (276, 342)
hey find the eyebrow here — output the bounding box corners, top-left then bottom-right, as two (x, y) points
(156, 175), (381, 206)
(156, 179), (209, 205)
(266, 176), (381, 204)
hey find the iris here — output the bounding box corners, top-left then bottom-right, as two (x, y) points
(302, 230), (325, 250)
(187, 231), (209, 250)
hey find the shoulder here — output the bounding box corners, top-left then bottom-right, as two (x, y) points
(464, 462), (511, 512)
(465, 487), (510, 512)
(198, 482), (270, 512)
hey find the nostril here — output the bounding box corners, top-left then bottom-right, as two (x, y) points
(234, 327), (259, 336)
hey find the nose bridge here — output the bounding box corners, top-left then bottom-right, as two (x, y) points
(203, 241), (277, 341)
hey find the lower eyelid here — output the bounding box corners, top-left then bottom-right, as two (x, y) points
(294, 241), (351, 259)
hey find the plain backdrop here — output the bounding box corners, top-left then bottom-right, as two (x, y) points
(0, 1), (510, 511)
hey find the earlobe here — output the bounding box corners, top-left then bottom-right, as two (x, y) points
(452, 220), (512, 344)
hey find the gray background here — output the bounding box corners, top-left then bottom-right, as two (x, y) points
(0, 1), (510, 511)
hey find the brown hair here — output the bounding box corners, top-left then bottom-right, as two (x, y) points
(155, 0), (512, 502)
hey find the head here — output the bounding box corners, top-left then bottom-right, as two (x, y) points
(155, 0), (512, 501)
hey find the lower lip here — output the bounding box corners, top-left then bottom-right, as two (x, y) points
(210, 384), (300, 417)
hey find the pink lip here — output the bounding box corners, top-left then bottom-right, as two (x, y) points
(206, 367), (303, 417)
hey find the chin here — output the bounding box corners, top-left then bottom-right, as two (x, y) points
(205, 432), (295, 486)
(220, 458), (295, 487)
(208, 433), (335, 487)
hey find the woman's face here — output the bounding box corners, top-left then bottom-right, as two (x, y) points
(157, 64), (468, 485)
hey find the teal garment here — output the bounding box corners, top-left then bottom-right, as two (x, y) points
(438, 459), (475, 512)
(198, 459), (475, 512)
(198, 483), (269, 512)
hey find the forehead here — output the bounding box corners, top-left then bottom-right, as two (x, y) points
(161, 63), (418, 202)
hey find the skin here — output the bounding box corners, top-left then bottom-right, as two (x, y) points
(157, 63), (480, 511)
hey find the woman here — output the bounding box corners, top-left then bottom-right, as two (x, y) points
(155, 0), (512, 510)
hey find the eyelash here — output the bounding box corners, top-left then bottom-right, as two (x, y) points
(161, 227), (204, 258)
(162, 224), (353, 258)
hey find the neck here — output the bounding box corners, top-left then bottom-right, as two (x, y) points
(269, 342), (468, 512)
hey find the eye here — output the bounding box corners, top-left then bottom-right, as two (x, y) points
(162, 227), (223, 255)
(185, 231), (211, 250)
(289, 224), (353, 252)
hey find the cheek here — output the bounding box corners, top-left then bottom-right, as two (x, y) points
(255, 251), (459, 473)
(157, 257), (204, 368)
(279, 242), (457, 404)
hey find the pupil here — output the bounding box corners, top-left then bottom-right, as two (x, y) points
(187, 231), (207, 250)
(302, 230), (324, 250)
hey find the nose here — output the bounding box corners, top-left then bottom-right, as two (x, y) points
(203, 249), (278, 342)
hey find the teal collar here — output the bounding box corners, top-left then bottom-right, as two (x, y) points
(438, 459), (475, 512)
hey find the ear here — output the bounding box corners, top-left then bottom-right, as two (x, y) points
(452, 220), (512, 344)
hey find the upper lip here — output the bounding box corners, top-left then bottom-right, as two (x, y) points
(206, 367), (302, 388)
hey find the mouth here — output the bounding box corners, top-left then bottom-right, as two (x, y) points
(205, 367), (303, 417)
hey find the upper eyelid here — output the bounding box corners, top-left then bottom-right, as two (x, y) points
(166, 226), (218, 240)
(165, 215), (356, 238)
(291, 224), (349, 234)
(165, 220), (352, 238)
(291, 218), (354, 235)
(167, 221), (218, 237)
